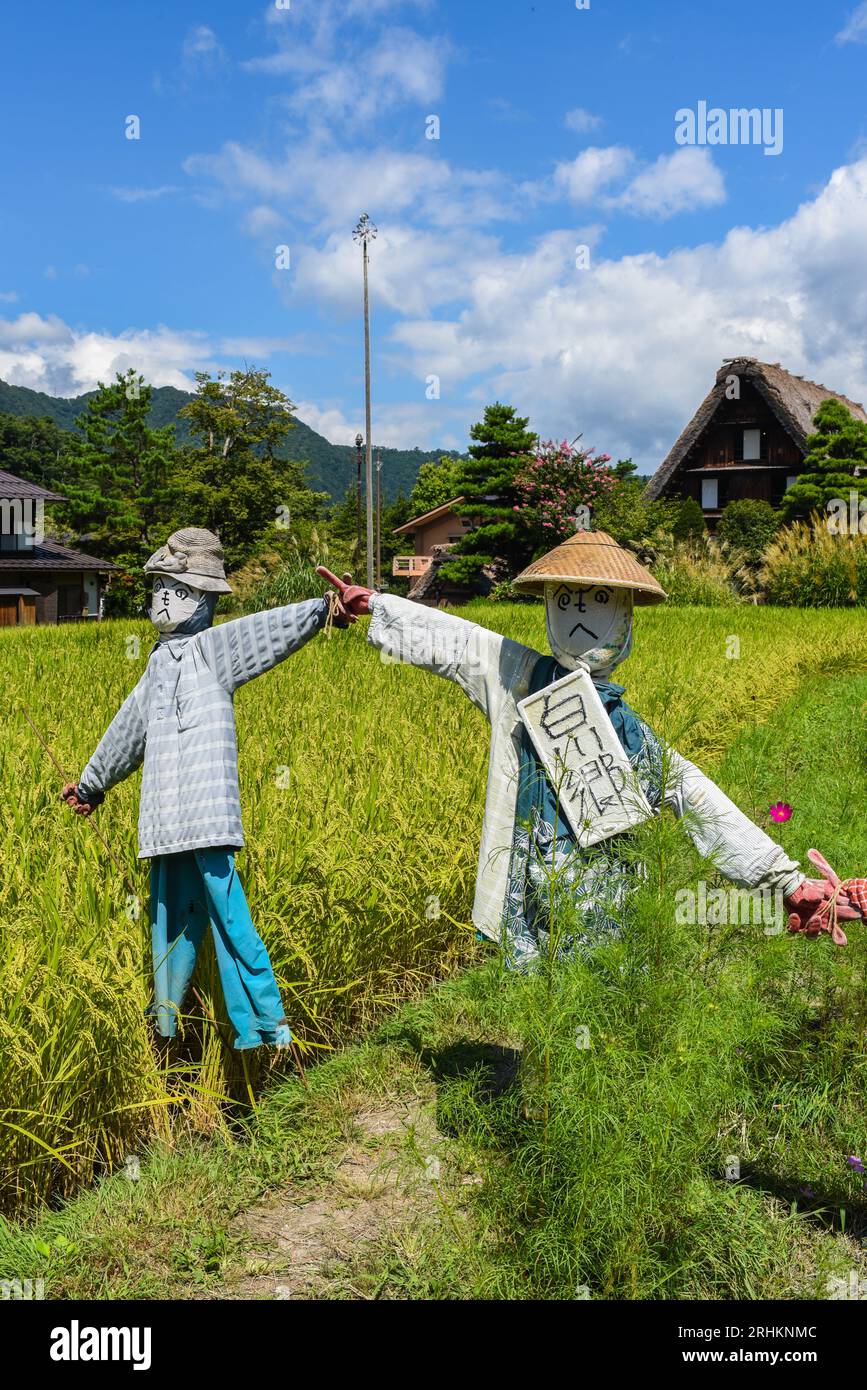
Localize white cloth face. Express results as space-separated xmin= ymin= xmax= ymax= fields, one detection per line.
xmin=544 ymin=581 xmax=634 ymax=675
xmin=149 ymin=576 xmax=205 ymax=632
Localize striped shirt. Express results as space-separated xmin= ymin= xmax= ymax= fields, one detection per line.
xmin=78 ymin=598 xmax=327 ymax=858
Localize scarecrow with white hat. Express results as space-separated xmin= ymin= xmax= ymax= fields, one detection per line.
xmin=61 ymin=527 xmax=336 ymax=1049
xmin=319 ymin=532 xmax=863 ymax=961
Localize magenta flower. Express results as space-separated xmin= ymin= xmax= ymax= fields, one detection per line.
xmin=769 ymin=802 xmax=792 ymax=823
xmin=847 ymin=1155 xmax=865 ymax=1174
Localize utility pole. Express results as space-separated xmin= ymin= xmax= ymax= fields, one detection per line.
xmin=375 ymin=447 xmax=382 ymax=586
xmin=354 ymin=432 xmax=363 ymax=566
xmin=353 ymin=213 xmax=377 ymax=587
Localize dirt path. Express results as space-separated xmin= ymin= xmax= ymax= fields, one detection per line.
xmin=211 ymin=1097 xmax=449 ymax=1300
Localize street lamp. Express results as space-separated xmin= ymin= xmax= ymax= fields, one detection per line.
xmin=353 ymin=212 xmax=377 ymax=588
xmin=354 ymin=431 xmax=363 ymax=565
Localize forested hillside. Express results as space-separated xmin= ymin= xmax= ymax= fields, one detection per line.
xmin=0 ymin=377 xmax=449 ymax=502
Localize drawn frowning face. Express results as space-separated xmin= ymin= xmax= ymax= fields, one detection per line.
xmin=149 ymin=576 xmax=204 ymax=633
xmin=544 ymin=581 xmax=633 ymax=673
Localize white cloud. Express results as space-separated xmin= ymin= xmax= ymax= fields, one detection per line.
xmin=293 ymin=221 xmax=502 ymax=317
xmin=0 ymin=290 xmax=18 ymax=303
xmin=564 ymin=107 xmax=604 ymax=134
xmin=241 ymin=205 xmax=285 ymax=237
xmin=182 ymin=24 xmax=228 ymax=75
xmin=614 ymin=147 xmax=726 ymax=219
xmin=836 ymin=2 xmax=867 ymax=43
xmin=110 ymin=185 xmax=179 ymax=203
xmin=0 ymin=318 xmax=214 ymax=396
xmin=185 ymin=140 xmax=512 ymax=233
xmin=294 ymin=396 xmax=465 ymax=449
xmin=387 ymin=156 xmax=867 ymax=468
xmin=546 ymin=146 xmax=725 ymax=219
xmin=0 ymin=313 xmax=72 ymax=347
xmin=552 ymin=146 xmax=635 ymax=202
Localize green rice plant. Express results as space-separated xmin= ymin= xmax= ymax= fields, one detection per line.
xmin=1 ymin=601 xmax=866 ymax=1217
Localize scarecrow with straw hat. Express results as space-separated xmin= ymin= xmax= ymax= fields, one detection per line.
xmin=318 ymin=531 xmax=865 ymax=962
xmin=61 ymin=527 xmax=341 ymax=1050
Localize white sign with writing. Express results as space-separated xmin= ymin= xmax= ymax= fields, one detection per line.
xmin=517 ymin=667 xmax=653 ymax=847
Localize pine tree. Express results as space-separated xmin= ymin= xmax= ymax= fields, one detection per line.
xmin=61 ymin=369 xmax=177 ymax=556
xmin=175 ymin=368 xmax=324 ymax=568
xmin=780 ymin=398 xmax=867 ymax=523
xmin=440 ymin=403 xmax=537 ymax=587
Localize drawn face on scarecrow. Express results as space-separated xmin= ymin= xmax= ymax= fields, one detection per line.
xmin=149 ymin=576 xmax=205 ymax=633
xmin=544 ymin=581 xmax=634 ymax=676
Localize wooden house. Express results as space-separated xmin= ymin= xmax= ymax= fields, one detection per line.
xmin=644 ymin=358 xmax=867 ymax=528
xmin=391 ymin=497 xmax=477 ymax=605
xmin=0 ymin=469 xmax=117 ymax=625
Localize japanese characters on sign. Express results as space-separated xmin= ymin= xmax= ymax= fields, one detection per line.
xmin=517 ymin=667 xmax=652 ymax=847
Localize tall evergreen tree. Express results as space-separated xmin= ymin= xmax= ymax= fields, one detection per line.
xmin=440 ymin=402 xmax=537 ymax=587
xmin=407 ymin=454 xmax=463 ymax=517
xmin=0 ymin=412 xmax=71 ymax=492
xmin=780 ymin=398 xmax=867 ymax=523
xmin=175 ymin=368 xmax=324 ymax=568
xmin=61 ymin=369 xmax=177 ymax=555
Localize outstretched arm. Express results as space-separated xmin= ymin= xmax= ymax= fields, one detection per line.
xmin=196 ymin=597 xmax=329 ymax=694
xmin=316 ymin=569 xmax=539 ymax=722
xmin=662 ymin=745 xmax=858 ymax=942
xmin=63 ymin=683 xmax=148 ymax=812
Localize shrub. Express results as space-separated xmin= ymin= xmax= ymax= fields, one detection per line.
xmin=717 ymin=499 xmax=779 ymax=563
xmin=648 ymin=539 xmax=738 ymax=606
xmin=761 ymin=518 xmax=867 ymax=606
xmin=671 ymin=497 xmax=707 ymax=542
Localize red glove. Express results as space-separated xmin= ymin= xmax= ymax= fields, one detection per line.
xmin=842 ymin=878 xmax=867 ymax=916
xmin=784 ymin=849 xmax=860 ymax=946
xmin=60 ymin=782 xmax=96 ymax=817
xmin=316 ymin=567 xmax=374 ymax=623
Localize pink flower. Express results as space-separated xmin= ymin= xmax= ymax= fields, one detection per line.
xmin=769 ymin=802 xmax=792 ymax=823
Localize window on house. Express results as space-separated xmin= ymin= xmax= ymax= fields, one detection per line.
xmin=785 ymin=475 xmax=798 ymax=491
xmin=743 ymin=428 xmax=762 ymax=460
xmin=701 ymin=478 xmax=719 ymax=510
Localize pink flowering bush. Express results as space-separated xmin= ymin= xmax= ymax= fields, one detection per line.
xmin=513 ymin=439 xmax=617 ymax=551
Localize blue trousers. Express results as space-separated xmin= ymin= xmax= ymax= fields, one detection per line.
xmin=148 ymin=848 xmax=292 ymax=1050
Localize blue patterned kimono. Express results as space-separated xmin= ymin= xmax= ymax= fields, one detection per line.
xmin=500 ymin=655 xmax=665 ymax=968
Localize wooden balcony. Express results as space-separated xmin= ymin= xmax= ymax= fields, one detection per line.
xmin=392 ymin=554 xmax=433 ymax=579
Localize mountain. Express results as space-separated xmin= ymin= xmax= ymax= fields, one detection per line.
xmin=0 ymin=378 xmax=456 ymax=503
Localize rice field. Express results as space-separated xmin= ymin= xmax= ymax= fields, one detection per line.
xmin=1 ymin=600 xmax=866 ymax=1217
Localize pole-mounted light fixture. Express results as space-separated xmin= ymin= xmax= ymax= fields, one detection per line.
xmin=353 ymin=213 xmax=377 ymax=588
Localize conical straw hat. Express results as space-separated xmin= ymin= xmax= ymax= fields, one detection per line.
xmin=512 ymin=529 xmax=667 ymax=604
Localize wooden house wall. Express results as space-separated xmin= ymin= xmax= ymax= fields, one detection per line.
xmin=0 ymin=572 xmax=84 ymax=624
xmin=669 ymin=382 xmax=804 ymax=516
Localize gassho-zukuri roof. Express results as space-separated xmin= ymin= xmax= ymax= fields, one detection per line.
xmin=644 ymin=358 xmax=867 ymax=501
xmin=0 ymin=538 xmax=118 ymax=571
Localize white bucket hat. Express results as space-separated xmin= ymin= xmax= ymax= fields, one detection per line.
xmin=144 ymin=527 xmax=232 ymax=594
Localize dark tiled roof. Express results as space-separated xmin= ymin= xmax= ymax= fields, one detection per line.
xmin=0 ymin=538 xmax=119 ymax=571
xmin=0 ymin=469 xmax=66 ymax=502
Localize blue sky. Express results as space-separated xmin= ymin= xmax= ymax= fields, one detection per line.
xmin=2 ymin=0 xmax=867 ymax=471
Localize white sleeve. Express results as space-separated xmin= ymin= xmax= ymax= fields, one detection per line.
xmin=664 ymin=746 xmax=804 ymax=895
xmin=367 ymin=593 xmax=537 ymax=721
